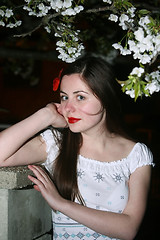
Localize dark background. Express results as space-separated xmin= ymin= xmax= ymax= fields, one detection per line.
xmin=0 ymin=0 xmax=160 ymax=238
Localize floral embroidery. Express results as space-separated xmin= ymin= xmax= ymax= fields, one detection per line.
xmin=113 ymin=173 xmax=123 ymax=183
xmin=77 ymin=169 xmax=85 ymax=178
xmin=93 ymin=173 xmax=104 ymax=183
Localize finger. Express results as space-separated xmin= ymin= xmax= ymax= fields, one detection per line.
xmin=28 ymin=174 xmax=45 ymax=191
xmin=34 ymin=185 xmax=41 ymax=192
xmin=27 ymin=174 xmax=41 ymax=192
xmin=28 ymin=174 xmax=40 ymax=185
xmin=54 ymin=103 xmax=63 ymax=114
xmin=28 ymin=165 xmax=50 ymax=183
xmin=54 ymin=103 xmax=60 ymax=108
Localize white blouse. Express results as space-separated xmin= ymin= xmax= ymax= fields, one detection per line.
xmin=41 ymin=129 xmax=154 ymax=240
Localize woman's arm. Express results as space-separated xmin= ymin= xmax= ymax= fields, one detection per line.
xmin=0 ymin=103 xmax=67 ymax=167
xmin=28 ymin=164 xmax=151 ymax=240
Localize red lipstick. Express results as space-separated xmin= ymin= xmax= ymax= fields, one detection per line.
xmin=68 ymin=117 xmax=81 ymax=124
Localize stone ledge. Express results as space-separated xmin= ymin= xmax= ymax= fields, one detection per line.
xmin=0 ymin=166 xmax=33 ymax=189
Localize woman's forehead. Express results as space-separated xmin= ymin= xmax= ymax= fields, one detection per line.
xmin=60 ymin=74 xmax=91 ymax=92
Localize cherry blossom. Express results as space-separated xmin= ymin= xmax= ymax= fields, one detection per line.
xmin=0 ymin=0 xmax=160 ymax=100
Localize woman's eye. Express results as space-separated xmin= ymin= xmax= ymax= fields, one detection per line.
xmin=77 ymin=95 xmax=85 ymax=101
xmin=60 ymin=95 xmax=68 ymax=101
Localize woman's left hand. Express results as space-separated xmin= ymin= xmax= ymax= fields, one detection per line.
xmin=28 ymin=165 xmax=63 ymax=211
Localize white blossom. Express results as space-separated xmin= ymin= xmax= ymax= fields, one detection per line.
xmin=56 ymin=40 xmax=66 ymax=47
xmin=6 ymin=23 xmax=15 ymax=28
xmin=68 ymin=47 xmax=76 ymax=54
xmin=0 ymin=21 xmax=5 ymax=26
xmin=103 ymin=0 xmax=112 ymax=4
xmin=133 ymin=52 xmax=142 ymax=60
xmin=119 ymin=14 xmax=130 ymax=30
xmin=15 ymin=20 xmax=22 ymax=27
xmin=143 ymin=35 xmax=154 ymax=51
xmin=63 ymin=0 xmax=72 ymax=8
xmin=112 ymin=43 xmax=122 ymax=50
xmin=0 ymin=9 xmax=5 ymax=17
xmin=24 ymin=0 xmax=32 ymax=3
xmin=139 ymin=16 xmax=150 ymax=28
xmin=130 ymin=67 xmax=144 ymax=77
xmin=146 ymin=70 xmax=160 ymax=82
xmin=55 ymin=0 xmax=63 ymax=9
xmin=126 ymin=89 xmax=135 ymax=98
xmin=62 ymin=8 xmax=76 ymax=16
xmin=120 ymin=48 xmax=131 ymax=55
xmin=139 ymin=54 xmax=151 ymax=64
xmin=153 ymin=34 xmax=160 ymax=45
xmin=127 ymin=7 xmax=136 ymax=18
xmin=5 ymin=9 xmax=13 ymax=18
xmin=151 ymin=71 xmax=160 ymax=81
xmin=57 ymin=42 xmax=84 ymax=63
xmin=44 ymin=26 xmax=51 ymax=33
xmin=128 ymin=40 xmax=138 ymax=53
xmin=38 ymin=3 xmax=50 ymax=15
xmin=145 ymin=81 xmax=160 ymax=94
xmin=23 ymin=6 xmax=32 ymax=11
xmin=54 ymin=32 xmax=61 ymax=37
xmin=62 ymin=5 xmax=83 ymax=16
xmin=153 ymin=35 xmax=160 ymax=52
xmin=74 ymin=6 xmax=84 ymax=14
xmin=134 ymin=27 xmax=144 ymax=42
xmin=108 ymin=14 xmax=118 ymax=22
xmin=1 ymin=0 xmax=160 ymax=99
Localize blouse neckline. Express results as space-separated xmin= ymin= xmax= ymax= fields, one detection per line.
xmin=78 ymin=142 xmax=140 ymax=165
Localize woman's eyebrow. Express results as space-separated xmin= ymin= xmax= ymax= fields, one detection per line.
xmin=60 ymin=91 xmax=67 ymax=94
xmin=73 ymin=90 xmax=89 ymax=94
xmin=60 ymin=90 xmax=89 ymax=95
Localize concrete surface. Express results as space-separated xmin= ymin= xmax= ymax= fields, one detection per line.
xmin=0 ymin=166 xmax=52 ymax=240
xmin=0 ymin=166 xmax=33 ymax=189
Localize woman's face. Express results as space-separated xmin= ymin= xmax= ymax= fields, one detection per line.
xmin=59 ymin=73 xmax=106 ymax=135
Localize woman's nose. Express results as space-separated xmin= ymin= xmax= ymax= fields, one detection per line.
xmin=64 ymin=100 xmax=75 ymax=112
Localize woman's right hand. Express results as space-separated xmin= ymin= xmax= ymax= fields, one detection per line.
xmin=45 ymin=103 xmax=68 ymax=128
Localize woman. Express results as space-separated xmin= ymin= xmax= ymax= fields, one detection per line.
xmin=0 ymin=55 xmax=154 ymax=240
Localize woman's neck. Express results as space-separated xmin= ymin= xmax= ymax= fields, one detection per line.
xmin=80 ymin=130 xmax=117 ymax=161
xmin=80 ymin=130 xmax=135 ymax=163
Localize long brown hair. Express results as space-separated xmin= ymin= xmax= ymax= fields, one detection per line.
xmin=53 ymin=55 xmax=126 ymax=204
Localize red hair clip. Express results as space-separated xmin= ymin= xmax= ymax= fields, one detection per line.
xmin=53 ymin=68 xmax=63 ymax=91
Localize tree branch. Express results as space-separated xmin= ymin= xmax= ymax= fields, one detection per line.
xmin=13 ymin=12 xmax=60 ymax=38
xmin=86 ymin=5 xmax=113 ymax=13
xmin=14 ymin=22 xmax=43 ymax=38
xmin=13 ymin=5 xmax=114 ymax=38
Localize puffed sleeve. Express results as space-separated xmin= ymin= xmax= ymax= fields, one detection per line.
xmin=129 ymin=143 xmax=155 ymax=174
xmin=41 ymin=129 xmax=60 ymax=173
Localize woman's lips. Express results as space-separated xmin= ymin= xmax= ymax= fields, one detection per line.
xmin=68 ymin=117 xmax=81 ymax=124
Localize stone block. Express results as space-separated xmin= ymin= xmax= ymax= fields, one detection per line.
xmin=0 ymin=166 xmax=33 ymax=189
xmin=0 ymin=166 xmax=52 ymax=240
xmin=0 ymin=189 xmax=8 ymax=240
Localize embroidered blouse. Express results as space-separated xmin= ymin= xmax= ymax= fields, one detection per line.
xmin=41 ymin=129 xmax=154 ymax=240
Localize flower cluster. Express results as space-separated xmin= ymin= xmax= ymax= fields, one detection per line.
xmin=109 ymin=6 xmax=160 ymax=99
xmin=22 ymin=0 xmax=84 ymax=62
xmin=0 ymin=7 xmax=22 ymax=28
xmin=145 ymin=68 xmax=160 ymax=95
xmin=23 ymin=0 xmax=84 ymax=17
xmin=55 ymin=23 xmax=84 ymax=63
xmin=1 ymin=0 xmax=160 ymax=100
xmin=121 ymin=67 xmax=146 ymax=99
xmin=103 ymin=0 xmax=112 ymax=4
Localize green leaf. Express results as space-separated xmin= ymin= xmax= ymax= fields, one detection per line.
xmin=138 ymin=9 xmax=150 ymax=15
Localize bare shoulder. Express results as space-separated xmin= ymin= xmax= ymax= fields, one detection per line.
xmin=113 ymin=136 xmax=136 ymax=160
